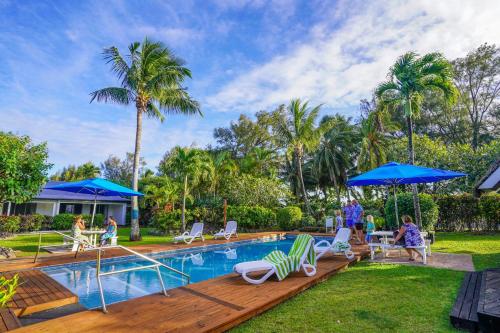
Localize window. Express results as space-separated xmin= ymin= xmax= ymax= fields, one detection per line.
xmin=59 ymin=203 xmax=83 ymax=214
xmin=11 ymin=203 xmax=37 ymax=215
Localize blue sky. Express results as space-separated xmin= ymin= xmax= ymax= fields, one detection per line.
xmin=1 ymin=0 xmax=499 ymax=172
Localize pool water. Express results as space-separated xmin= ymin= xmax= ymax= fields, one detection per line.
xmin=41 ymin=235 xmax=332 ymax=309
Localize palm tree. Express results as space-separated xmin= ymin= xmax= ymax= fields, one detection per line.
xmin=90 ymin=38 xmax=200 ymax=240
xmin=375 ymin=51 xmax=456 ymax=226
xmin=357 ymin=106 xmax=396 ymax=172
xmin=240 ymin=147 xmax=278 ymax=177
xmin=211 ymin=151 xmax=238 ymax=197
xmin=166 ymin=147 xmax=212 ymax=231
xmin=142 ymin=176 xmax=179 ymax=211
xmin=314 ymin=115 xmax=356 ymax=205
xmin=275 ymin=99 xmax=331 ymax=214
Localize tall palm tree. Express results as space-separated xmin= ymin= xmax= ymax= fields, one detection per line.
xmin=211 ymin=151 xmax=238 ymax=197
xmin=166 ymin=147 xmax=211 ymax=231
xmin=90 ymin=38 xmax=200 ymax=240
xmin=375 ymin=51 xmax=456 ymax=226
xmin=357 ymin=106 xmax=396 ymax=172
xmin=314 ymin=115 xmax=356 ymax=205
xmin=275 ymin=99 xmax=331 ymax=214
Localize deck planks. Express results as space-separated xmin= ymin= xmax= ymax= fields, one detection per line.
xmin=0 ymin=270 xmax=78 ymax=318
xmin=10 ymin=245 xmax=369 ymax=333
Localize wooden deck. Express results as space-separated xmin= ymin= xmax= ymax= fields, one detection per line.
xmin=0 ymin=270 xmax=78 ymax=318
xmin=0 ymin=309 xmax=21 ymax=333
xmin=10 ymin=245 xmax=368 ymax=333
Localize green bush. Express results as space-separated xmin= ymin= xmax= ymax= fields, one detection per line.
xmin=52 ymin=214 xmax=74 ymax=230
xmin=434 ymin=194 xmax=481 ymax=231
xmin=0 ymin=216 xmax=20 ymax=233
xmin=150 ymin=209 xmax=187 ymax=233
xmin=479 ymin=193 xmax=500 ymax=231
xmin=385 ymin=192 xmax=438 ymax=231
xmin=373 ymin=216 xmax=385 ymax=230
xmin=51 ymin=213 xmax=104 ymax=230
xmin=301 ymin=215 xmax=316 ymax=228
xmin=19 ymin=214 xmax=45 ymax=232
xmin=227 ymin=206 xmax=276 ymax=230
xmin=276 ymin=206 xmax=303 ymax=231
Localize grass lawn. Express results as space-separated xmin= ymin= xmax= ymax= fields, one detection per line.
xmin=433 ymin=232 xmax=500 ymax=270
xmin=1 ymin=227 xmax=203 ymax=257
xmin=233 ymin=262 xmax=464 ymax=333
xmin=234 ymin=232 xmax=500 ymax=332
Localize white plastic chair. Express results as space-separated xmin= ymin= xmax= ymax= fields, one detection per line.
xmin=174 ymin=222 xmax=205 ymax=244
xmin=314 ymin=228 xmax=355 ymax=260
xmin=325 ymin=217 xmax=334 ymax=233
xmin=214 ymin=221 xmax=238 ymax=240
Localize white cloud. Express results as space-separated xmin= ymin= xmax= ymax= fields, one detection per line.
xmin=207 ymin=0 xmax=500 ymax=113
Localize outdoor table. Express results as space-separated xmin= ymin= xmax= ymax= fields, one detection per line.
xmin=82 ymin=230 xmax=106 ymax=246
xmin=370 ymin=231 xmax=394 ymax=244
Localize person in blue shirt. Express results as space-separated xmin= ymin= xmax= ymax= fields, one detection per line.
xmin=351 ymin=199 xmax=365 ymax=244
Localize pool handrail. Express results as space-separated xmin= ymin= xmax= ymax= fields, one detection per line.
xmin=94 ymin=245 xmax=190 ymax=313
xmin=33 ymin=230 xmax=191 ymax=313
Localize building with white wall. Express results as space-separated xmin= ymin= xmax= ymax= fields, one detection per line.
xmin=0 ymin=181 xmax=130 ymax=225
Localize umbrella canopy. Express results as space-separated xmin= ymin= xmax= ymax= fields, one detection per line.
xmin=347 ymin=162 xmax=466 ymax=228
xmin=347 ymin=162 xmax=466 ymax=186
xmin=46 ymin=178 xmax=144 ymax=197
xmin=46 ymin=178 xmax=143 ymax=229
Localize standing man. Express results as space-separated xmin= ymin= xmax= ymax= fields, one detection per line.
xmin=343 ymin=201 xmax=354 ymax=238
xmin=351 ymin=199 xmax=365 ymax=245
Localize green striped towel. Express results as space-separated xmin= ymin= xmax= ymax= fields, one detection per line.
xmin=263 ymin=234 xmax=316 ymax=281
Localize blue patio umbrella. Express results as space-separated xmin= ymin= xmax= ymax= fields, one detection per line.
xmin=347 ymin=162 xmax=466 ymax=226
xmin=46 ymin=178 xmax=143 ymax=229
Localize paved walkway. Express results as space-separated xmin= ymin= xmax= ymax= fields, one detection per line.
xmin=369 ymin=250 xmax=474 ymax=271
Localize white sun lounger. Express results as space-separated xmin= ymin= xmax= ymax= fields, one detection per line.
xmin=214 ymin=220 xmax=238 ymax=240
xmin=314 ymin=228 xmax=355 ymax=260
xmin=174 ymin=222 xmax=205 ymax=244
xmin=233 ymin=235 xmax=316 ymax=285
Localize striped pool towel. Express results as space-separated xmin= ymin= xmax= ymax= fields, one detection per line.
xmin=263 ymin=234 xmax=316 ymax=281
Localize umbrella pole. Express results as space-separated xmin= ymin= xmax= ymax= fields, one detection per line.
xmin=393 ymin=185 xmax=399 ymax=229
xmin=91 ymin=193 xmax=97 ymax=230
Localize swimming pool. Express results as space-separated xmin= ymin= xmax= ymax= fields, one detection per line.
xmin=42 ymin=235 xmax=332 ymax=309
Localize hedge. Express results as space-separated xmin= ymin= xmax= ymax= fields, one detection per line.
xmin=0 ymin=216 xmax=21 ymax=234
xmin=434 ymin=194 xmax=480 ymax=231
xmin=276 ymin=206 xmax=302 ymax=231
xmin=385 ymin=192 xmax=438 ymax=231
xmin=433 ymin=193 xmax=499 ymax=231
xmin=227 ymin=205 xmax=276 ymax=231
xmin=18 ymin=214 xmax=45 ymax=232
xmin=52 ymin=213 xmax=105 ymax=230
xmin=479 ymin=193 xmax=500 ymax=231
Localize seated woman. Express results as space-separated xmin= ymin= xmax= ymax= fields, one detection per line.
xmin=100 ymin=216 xmax=117 ymax=246
xmin=393 ymin=215 xmax=424 ymax=261
xmin=72 ymin=215 xmax=90 ymax=248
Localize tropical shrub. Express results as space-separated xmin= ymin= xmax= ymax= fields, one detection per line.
xmin=479 ymin=193 xmax=500 ymax=231
xmin=18 ymin=214 xmax=45 ymax=232
xmin=385 ymin=192 xmax=438 ymax=231
xmin=52 ymin=214 xmax=75 ymax=230
xmin=276 ymin=207 xmax=303 ymax=230
xmin=150 ymin=209 xmax=187 ymax=233
xmin=301 ymin=215 xmax=317 ymax=228
xmin=0 ymin=274 xmax=19 ymax=308
xmin=0 ymin=216 xmax=20 ymax=234
xmin=220 ymin=174 xmax=291 ymax=208
xmin=227 ymin=205 xmax=276 ymax=230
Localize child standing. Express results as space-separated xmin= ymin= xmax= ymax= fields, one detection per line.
xmin=365 ymin=215 xmax=376 ymax=243
xmin=335 ymin=210 xmax=343 ymax=233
